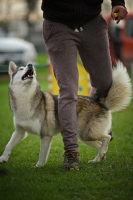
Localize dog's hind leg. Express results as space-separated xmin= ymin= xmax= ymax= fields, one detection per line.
xmin=84 ymin=141 xmax=102 ymax=150
xmin=0 ymin=128 xmax=26 ymax=163
xmin=88 ymin=135 xmax=111 ymax=163
xmin=36 ymin=136 xmax=52 ymax=167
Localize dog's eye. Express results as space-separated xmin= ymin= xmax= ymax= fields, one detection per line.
xmin=19 ymin=67 xmax=24 ymax=71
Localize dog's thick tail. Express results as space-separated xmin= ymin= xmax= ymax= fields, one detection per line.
xmin=99 ymin=62 xmax=132 ymax=112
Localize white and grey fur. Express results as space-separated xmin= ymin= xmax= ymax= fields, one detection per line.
xmin=0 ymin=61 xmax=132 ymax=167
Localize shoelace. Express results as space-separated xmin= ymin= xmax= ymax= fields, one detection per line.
xmin=64 ymin=152 xmax=79 ymax=162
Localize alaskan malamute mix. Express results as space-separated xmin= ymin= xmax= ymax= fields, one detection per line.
xmin=0 ymin=61 xmax=132 ymax=167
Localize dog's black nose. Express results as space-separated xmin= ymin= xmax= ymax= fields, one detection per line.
xmin=27 ymin=63 xmax=33 ymax=68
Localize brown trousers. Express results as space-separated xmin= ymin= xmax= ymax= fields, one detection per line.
xmin=42 ymin=14 xmax=112 ymax=153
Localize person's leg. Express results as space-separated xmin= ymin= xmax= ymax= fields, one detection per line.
xmin=50 ymin=48 xmax=79 ymax=153
xmin=78 ymin=15 xmax=112 ymax=98
xmin=42 ymin=20 xmax=79 ymax=153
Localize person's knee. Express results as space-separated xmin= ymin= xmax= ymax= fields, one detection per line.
xmin=59 ymin=88 xmax=78 ymax=101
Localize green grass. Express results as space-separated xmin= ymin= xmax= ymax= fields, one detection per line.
xmin=0 ymin=57 xmax=133 ymax=200
xmin=36 ymin=53 xmax=48 ymax=64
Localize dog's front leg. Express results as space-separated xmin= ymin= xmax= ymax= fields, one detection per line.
xmin=36 ymin=136 xmax=52 ymax=167
xmin=0 ymin=128 xmax=26 ymax=163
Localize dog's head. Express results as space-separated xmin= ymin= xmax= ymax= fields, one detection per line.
xmin=9 ymin=61 xmax=37 ymax=85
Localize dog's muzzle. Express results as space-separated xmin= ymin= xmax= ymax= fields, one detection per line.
xmin=22 ymin=63 xmax=34 ymax=81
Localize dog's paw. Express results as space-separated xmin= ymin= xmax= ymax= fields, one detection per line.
xmin=88 ymin=153 xmax=106 ymax=163
xmin=35 ymin=162 xmax=44 ymax=168
xmin=88 ymin=156 xmax=101 ymax=163
xmin=88 ymin=159 xmax=99 ymax=163
xmin=0 ymin=156 xmax=8 ymax=164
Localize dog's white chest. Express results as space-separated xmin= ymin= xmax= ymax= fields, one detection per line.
xmin=14 ymin=117 xmax=41 ymax=135
xmin=14 ymin=103 xmax=41 ymax=135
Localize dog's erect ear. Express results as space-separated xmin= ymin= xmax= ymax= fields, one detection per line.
xmin=8 ymin=61 xmax=17 ymax=75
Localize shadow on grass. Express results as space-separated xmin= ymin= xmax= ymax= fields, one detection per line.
xmin=0 ymin=168 xmax=8 ymax=176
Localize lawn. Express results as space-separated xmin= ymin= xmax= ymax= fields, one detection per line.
xmin=0 ymin=57 xmax=133 ymax=200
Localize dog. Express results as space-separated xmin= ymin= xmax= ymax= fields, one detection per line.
xmin=0 ymin=61 xmax=132 ymax=167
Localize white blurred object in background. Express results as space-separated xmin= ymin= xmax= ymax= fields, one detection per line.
xmin=0 ymin=37 xmax=37 ymax=65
